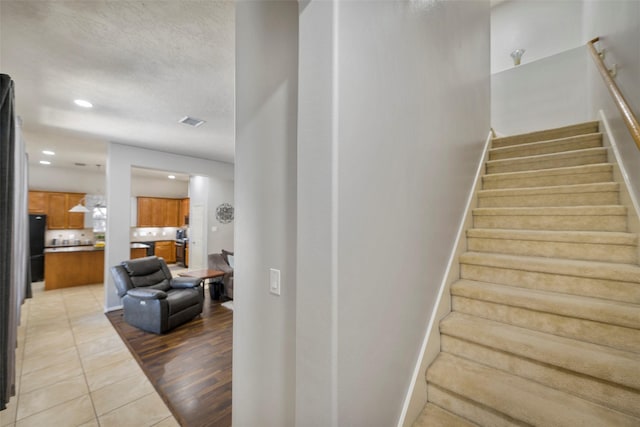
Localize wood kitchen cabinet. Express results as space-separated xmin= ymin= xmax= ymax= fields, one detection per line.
xmin=154 ymin=240 xmax=175 ymax=263
xmin=66 ymin=193 xmax=86 ymax=229
xmin=165 ymin=199 xmax=180 ymax=227
xmin=137 ymin=197 xmax=186 ymax=227
xmin=28 ymin=191 xmax=47 ymax=214
xmin=179 ymin=198 xmax=190 ymax=226
xmin=46 ymin=191 xmax=86 ymax=230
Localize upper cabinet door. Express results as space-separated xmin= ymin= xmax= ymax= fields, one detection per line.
xmin=47 ymin=193 xmax=67 ymax=229
xmin=165 ymin=199 xmax=180 ymax=227
xmin=66 ymin=193 xmax=86 ymax=229
xmin=28 ymin=191 xmax=47 ymax=214
xmin=137 ymin=197 xmax=154 ymax=227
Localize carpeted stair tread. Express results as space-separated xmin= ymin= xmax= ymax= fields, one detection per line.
xmin=486 ymin=147 xmax=607 ymax=174
xmin=478 ymin=182 xmax=618 ymax=198
xmin=414 ymin=403 xmax=479 ymax=427
xmin=460 ymin=251 xmax=640 ymax=284
xmin=427 ymin=352 xmax=640 ymax=426
xmin=441 ymin=336 xmax=640 ymax=419
xmin=451 ymin=279 xmax=640 ymax=329
xmin=448 ymin=298 xmax=640 ymax=355
xmin=467 ymin=228 xmax=636 ymax=245
xmin=473 ymin=205 xmax=627 ymax=232
xmin=489 ymin=133 xmax=602 ymax=161
xmin=491 ymin=121 xmax=600 ymax=148
xmin=482 ymin=163 xmax=614 ymax=190
xmin=477 ymin=182 xmax=619 ymax=207
xmin=426 ymin=385 xmax=523 ymax=427
xmin=473 ymin=205 xmax=627 ymax=216
xmin=466 ymin=228 xmax=637 ymax=263
xmin=439 ymin=313 xmax=640 ymax=390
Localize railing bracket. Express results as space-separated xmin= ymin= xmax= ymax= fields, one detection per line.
xmin=609 ymin=63 xmax=618 ymax=78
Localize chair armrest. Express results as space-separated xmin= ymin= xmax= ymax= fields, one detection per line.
xmin=171 ymin=277 xmax=202 ymax=289
xmin=126 ymin=288 xmax=168 ymax=300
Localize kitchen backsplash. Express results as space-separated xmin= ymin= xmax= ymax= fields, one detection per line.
xmin=45 ymin=229 xmax=95 ymax=246
xmin=130 ymin=227 xmax=186 ymax=242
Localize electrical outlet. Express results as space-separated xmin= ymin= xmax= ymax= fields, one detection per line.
xmin=269 ymin=268 xmax=281 ymax=296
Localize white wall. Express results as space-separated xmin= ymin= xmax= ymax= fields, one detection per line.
xmin=491 ymin=0 xmax=583 ymax=73
xmin=583 ymin=0 xmax=640 ymax=204
xmin=207 ymin=176 xmax=234 ymax=254
xmin=236 ymin=1 xmax=490 ymax=425
xmin=104 ymin=143 xmax=233 ymax=310
xmin=30 ymin=163 xmax=190 ymax=199
xmin=333 ymin=2 xmax=488 ymax=425
xmin=130 ymin=176 xmax=188 ymax=198
xmin=234 ymin=2 xmax=298 ymax=426
xmin=491 ymin=46 xmax=589 ymax=135
xmin=29 ymin=165 xmax=105 ymax=194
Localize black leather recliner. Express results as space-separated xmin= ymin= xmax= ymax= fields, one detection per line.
xmin=110 ymin=256 xmax=204 ymax=334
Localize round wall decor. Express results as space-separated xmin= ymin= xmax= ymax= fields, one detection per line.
xmin=215 ymin=203 xmax=234 ymax=224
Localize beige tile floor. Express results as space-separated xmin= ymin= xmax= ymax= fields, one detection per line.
xmin=0 ymin=282 xmax=180 ymax=427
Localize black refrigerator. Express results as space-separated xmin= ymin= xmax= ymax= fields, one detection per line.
xmin=29 ymin=214 xmax=46 ymax=282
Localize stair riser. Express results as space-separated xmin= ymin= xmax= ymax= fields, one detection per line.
xmin=473 ymin=214 xmax=627 ymax=232
xmin=427 ymin=384 xmax=522 ymax=427
xmin=428 ymin=352 xmax=640 ymax=426
xmin=492 ymin=122 xmax=600 ymax=148
xmin=414 ymin=404 xmax=479 ymax=427
xmin=440 ymin=320 xmax=640 ymax=390
xmin=478 ymin=191 xmax=618 ymax=208
xmin=451 ymin=296 xmax=640 ymax=352
xmin=483 ymin=170 xmax=614 ymax=190
xmin=459 ymin=264 xmax=640 ymax=304
xmin=489 ymin=136 xmax=602 ymax=161
xmin=487 ymin=152 xmax=607 ymax=174
xmin=467 ymin=236 xmax=637 ymax=264
xmin=440 ymin=336 xmax=640 ymax=419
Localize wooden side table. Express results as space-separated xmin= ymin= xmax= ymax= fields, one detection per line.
xmin=178 ymin=269 xmax=225 ymax=299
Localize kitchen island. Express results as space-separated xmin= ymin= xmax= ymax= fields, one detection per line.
xmin=44 ymin=243 xmax=151 ymax=290
xmin=44 ymin=246 xmax=105 ymax=290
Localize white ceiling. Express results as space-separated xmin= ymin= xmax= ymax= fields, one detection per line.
xmin=0 ymin=1 xmax=235 ymax=170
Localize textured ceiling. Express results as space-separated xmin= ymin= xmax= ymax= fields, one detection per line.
xmin=0 ymin=1 xmax=235 ymax=169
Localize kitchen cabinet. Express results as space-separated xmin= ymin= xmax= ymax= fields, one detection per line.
xmin=44 ymin=249 xmax=104 ymax=290
xmin=47 ymin=192 xmax=86 ymax=230
xmin=179 ymin=198 xmax=190 ymax=226
xmin=137 ymin=197 xmax=153 ymax=227
xmin=154 ymin=240 xmax=175 ymax=263
xmin=137 ymin=197 xmax=186 ymax=227
xmin=30 ymin=191 xmax=86 ymax=229
xmin=130 ymin=247 xmax=148 ymax=260
xmin=165 ymin=199 xmax=180 ymax=227
xmin=66 ymin=193 xmax=86 ymax=229
xmin=28 ymin=191 xmax=47 ymax=214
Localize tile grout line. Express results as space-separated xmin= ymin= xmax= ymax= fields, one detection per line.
xmin=61 ymin=287 xmax=101 ymax=427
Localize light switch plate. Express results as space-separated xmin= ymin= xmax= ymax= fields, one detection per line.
xmin=269 ymin=268 xmax=281 ymax=296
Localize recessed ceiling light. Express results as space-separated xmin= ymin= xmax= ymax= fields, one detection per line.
xmin=74 ymin=99 xmax=93 ymax=108
xmin=39 ymin=160 xmax=51 ymax=165
xmin=42 ymin=150 xmax=55 ymax=156
xmin=168 ymin=175 xmax=176 ymax=180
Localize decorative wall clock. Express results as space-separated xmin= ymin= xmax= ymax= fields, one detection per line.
xmin=215 ymin=203 xmax=234 ymax=224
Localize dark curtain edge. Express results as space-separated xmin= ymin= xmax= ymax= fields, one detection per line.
xmin=0 ymin=73 xmax=16 ymax=411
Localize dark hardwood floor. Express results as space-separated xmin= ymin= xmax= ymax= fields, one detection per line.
xmin=106 ymin=296 xmax=233 ymax=427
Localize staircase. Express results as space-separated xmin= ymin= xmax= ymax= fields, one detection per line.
xmin=414 ymin=122 xmax=640 ymax=426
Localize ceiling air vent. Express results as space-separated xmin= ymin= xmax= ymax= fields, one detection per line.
xmin=179 ymin=116 xmax=206 ymax=127
xmin=74 ymin=162 xmax=86 ymax=167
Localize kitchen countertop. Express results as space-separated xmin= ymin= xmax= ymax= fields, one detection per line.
xmin=45 ymin=246 xmax=104 ymax=253
xmin=45 ymin=243 xmax=150 ymax=254
xmin=130 ymin=243 xmax=151 ymax=249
